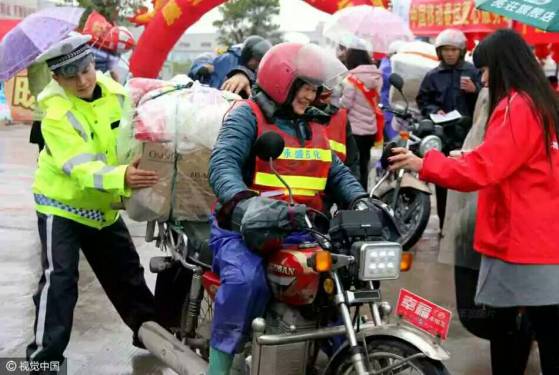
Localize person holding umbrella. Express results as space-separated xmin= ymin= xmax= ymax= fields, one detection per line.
xmin=0 ymin=7 xmax=85 ymax=152
xmin=27 ymin=33 xmax=159 ymax=366
xmin=389 ymin=29 xmax=559 ymax=374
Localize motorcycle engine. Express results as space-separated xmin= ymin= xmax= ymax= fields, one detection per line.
xmin=254 ymin=302 xmax=316 ymax=375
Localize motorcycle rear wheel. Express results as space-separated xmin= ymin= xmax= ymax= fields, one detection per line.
xmin=329 ymin=339 xmax=449 ymax=375
xmin=379 ymin=188 xmax=431 ymax=251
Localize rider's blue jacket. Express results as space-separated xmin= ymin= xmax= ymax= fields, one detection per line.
xmin=209 ymin=98 xmax=366 ymax=207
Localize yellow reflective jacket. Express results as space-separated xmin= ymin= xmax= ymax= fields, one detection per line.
xmin=33 ymin=72 xmax=131 ymax=229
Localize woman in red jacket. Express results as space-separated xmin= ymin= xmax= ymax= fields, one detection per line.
xmin=390 ymin=29 xmax=559 ymax=374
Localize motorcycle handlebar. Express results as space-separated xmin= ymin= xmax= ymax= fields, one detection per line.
xmin=380 ymin=104 xmax=411 ymax=120
xmin=305 ymin=214 xmax=332 ymax=251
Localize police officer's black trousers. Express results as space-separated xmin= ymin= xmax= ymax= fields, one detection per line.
xmin=26 ymin=214 xmax=156 ymax=362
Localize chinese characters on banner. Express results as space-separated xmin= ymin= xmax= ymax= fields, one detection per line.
xmin=4 ymin=69 xmax=34 ymax=123
xmin=304 ymin=0 xmax=389 ymax=14
xmin=488 ymin=0 xmax=556 ymax=29
xmin=396 ymin=288 xmax=452 ymax=339
xmin=409 ymin=0 xmax=508 ymax=36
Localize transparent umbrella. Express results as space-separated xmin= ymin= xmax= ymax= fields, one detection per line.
xmin=0 ymin=6 xmax=84 ymax=80
xmin=323 ymin=5 xmax=413 ymax=54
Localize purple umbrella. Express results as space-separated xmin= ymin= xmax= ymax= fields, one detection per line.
xmin=0 ymin=6 xmax=84 ymax=80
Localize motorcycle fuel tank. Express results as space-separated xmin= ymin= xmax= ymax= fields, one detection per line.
xmin=266 ymin=245 xmax=321 ymax=305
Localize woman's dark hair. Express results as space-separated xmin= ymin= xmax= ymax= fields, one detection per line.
xmin=473 ymin=29 xmax=559 ymax=157
xmin=345 ymin=48 xmax=373 ymax=70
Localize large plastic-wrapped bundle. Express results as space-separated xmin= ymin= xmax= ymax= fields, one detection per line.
xmin=118 ymin=77 xmax=240 ymax=222
xmin=116 ymin=77 xmax=177 ymax=165
xmin=172 ymin=84 xmax=238 ymax=221
xmin=389 ymin=41 xmax=439 ymax=113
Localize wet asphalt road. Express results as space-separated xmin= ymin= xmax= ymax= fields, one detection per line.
xmin=0 ymin=124 xmax=540 ymax=374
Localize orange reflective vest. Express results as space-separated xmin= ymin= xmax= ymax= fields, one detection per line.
xmin=346 ymin=74 xmax=384 ymax=146
xmin=246 ymin=100 xmax=332 ymax=211
xmin=326 ymin=108 xmax=348 ymax=162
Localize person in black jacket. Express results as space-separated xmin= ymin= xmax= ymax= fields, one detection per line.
xmin=416 ymin=28 xmax=481 ymax=233
xmin=417 ymin=29 xmax=481 ymax=119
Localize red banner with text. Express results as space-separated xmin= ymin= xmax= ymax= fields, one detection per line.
xmin=409 ymin=0 xmax=508 ymax=36
xmin=514 ymin=22 xmax=559 ymax=45
xmin=4 ymin=69 xmax=34 ymax=123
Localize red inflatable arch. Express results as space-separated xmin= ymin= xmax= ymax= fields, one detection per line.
xmin=129 ymin=0 xmax=385 ymax=78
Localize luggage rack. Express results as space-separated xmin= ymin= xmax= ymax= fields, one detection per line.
xmin=146 ymin=219 xmax=212 ymax=273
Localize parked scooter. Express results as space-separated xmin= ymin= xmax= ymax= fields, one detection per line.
xmin=372 ymin=73 xmax=444 ymax=250
xmin=139 ymin=131 xmax=451 ymax=375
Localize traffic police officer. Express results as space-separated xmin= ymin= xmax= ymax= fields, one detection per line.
xmin=27 ymin=34 xmax=159 ymax=365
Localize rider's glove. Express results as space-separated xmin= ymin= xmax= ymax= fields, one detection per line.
xmin=233 ymin=196 xmax=307 ymax=255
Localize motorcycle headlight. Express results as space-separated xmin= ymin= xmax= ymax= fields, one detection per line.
xmin=353 ymin=242 xmax=402 ymax=281
xmin=418 ymin=135 xmax=443 ymax=157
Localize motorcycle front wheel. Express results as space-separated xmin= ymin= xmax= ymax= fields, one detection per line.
xmin=379 ymin=188 xmax=431 ymax=251
xmin=327 ymin=339 xmax=449 ymax=375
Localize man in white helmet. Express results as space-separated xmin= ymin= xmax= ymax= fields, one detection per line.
xmin=417 ymin=29 xmax=481 ymax=119
xmin=416 ymin=29 xmax=481 ymax=233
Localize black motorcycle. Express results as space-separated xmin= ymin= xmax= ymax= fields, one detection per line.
xmin=371 ymin=74 xmax=445 ymax=250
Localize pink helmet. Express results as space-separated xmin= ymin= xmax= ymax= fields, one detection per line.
xmin=257 ymin=42 xmax=347 ymax=105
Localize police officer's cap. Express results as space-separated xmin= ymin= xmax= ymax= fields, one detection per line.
xmin=36 ymin=33 xmax=94 ymax=77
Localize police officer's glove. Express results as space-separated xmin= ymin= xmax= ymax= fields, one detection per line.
xmin=351 ymin=197 xmax=401 ymax=242
xmin=232 ymin=196 xmax=307 ymax=255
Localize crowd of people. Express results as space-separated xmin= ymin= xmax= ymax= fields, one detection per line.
xmin=22 ymin=19 xmax=559 ymax=375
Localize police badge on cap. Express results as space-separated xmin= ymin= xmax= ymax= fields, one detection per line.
xmin=36 ymin=33 xmax=94 ymax=77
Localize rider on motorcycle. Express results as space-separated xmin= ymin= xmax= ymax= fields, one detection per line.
xmin=207 ymin=43 xmax=369 ymax=374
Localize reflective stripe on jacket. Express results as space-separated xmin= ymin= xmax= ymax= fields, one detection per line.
xmin=33 ymin=72 xmax=130 ymax=229
xmin=326 ymin=108 xmax=348 ymax=162
xmin=247 ymin=100 xmax=332 ymax=211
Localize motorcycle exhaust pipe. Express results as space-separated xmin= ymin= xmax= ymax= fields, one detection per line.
xmin=138 ymin=321 xmax=208 ymax=375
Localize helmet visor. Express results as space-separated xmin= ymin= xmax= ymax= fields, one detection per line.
xmin=294 ymin=44 xmax=348 ymax=91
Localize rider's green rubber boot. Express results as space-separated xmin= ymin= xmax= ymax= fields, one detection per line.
xmin=208 ymin=347 xmax=233 ymax=375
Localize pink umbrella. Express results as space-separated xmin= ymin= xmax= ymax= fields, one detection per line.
xmin=323 ymin=5 xmax=413 ymax=54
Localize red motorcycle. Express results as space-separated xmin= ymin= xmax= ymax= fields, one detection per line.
xmin=139 ymin=132 xmax=451 ymax=375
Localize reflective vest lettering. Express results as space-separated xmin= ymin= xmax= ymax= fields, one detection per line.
xmin=246 ymin=100 xmax=332 ymax=211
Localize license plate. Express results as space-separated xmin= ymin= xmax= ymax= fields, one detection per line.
xmin=396 ymin=288 xmax=452 ymax=340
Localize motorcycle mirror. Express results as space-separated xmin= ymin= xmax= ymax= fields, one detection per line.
xmin=254 ymin=131 xmax=285 ymax=161
xmin=389 ymin=73 xmax=404 ymax=91
xmin=380 ymin=141 xmax=399 ymax=170
xmin=416 ymin=119 xmax=435 ymax=136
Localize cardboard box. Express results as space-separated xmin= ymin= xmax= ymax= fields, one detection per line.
xmin=124 ymin=142 xmax=175 ymax=222
xmin=172 ymin=148 xmax=216 ymax=222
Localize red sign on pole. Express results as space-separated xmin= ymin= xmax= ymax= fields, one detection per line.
xmin=396 ymin=288 xmax=452 ymax=340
